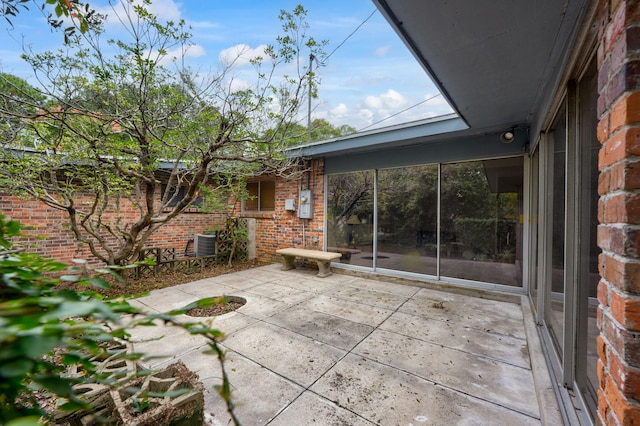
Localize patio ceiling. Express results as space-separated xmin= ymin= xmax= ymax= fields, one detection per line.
xmin=372 ymin=0 xmax=591 ymax=131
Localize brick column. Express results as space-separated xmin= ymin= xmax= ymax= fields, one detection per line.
xmin=597 ymin=0 xmax=640 ymax=424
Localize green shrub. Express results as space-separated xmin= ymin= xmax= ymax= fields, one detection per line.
xmin=0 ymin=214 xmax=238 ymax=425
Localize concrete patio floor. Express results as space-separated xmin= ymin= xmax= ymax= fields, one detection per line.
xmin=127 ymin=263 xmax=561 ymax=425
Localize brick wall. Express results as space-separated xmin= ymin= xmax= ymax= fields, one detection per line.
xmin=0 ymin=160 xmax=325 ymax=267
xmin=240 ymin=159 xmax=325 ymax=262
xmin=0 ymin=192 xmax=225 ymax=266
xmin=597 ymin=0 xmax=640 ymax=423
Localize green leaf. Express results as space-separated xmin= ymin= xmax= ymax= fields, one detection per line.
xmin=91 ymin=333 xmax=116 ymax=342
xmin=148 ymin=388 xmax=190 ymax=398
xmin=20 ymin=334 xmax=59 ymax=358
xmin=88 ymin=277 xmax=111 ymax=290
xmin=0 ymin=358 xmax=34 ymax=377
xmin=61 ymin=352 xmax=89 ymax=366
xmin=6 ymin=416 xmax=43 ymax=426
xmin=54 ymin=289 xmax=82 ymax=301
xmin=33 ymin=374 xmax=74 ymax=396
xmin=172 ymin=296 xmax=225 ymax=315
xmin=5 ymin=219 xmax=22 ymax=237
xmin=185 ymin=326 xmax=210 ymax=335
xmin=41 ymin=300 xmax=97 ymax=320
xmin=58 ymin=399 xmax=89 ymax=412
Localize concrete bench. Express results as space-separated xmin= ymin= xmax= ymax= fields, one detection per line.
xmin=276 ymin=248 xmax=342 ymax=278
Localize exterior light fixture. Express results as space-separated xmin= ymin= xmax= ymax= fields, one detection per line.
xmin=501 ymin=129 xmax=515 ymax=143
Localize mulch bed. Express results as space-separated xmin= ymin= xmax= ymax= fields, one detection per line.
xmin=185 ymin=300 xmax=246 ymax=317
xmin=55 ymin=259 xmax=266 ymax=299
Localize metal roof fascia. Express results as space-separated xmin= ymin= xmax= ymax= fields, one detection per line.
xmin=324 ymin=127 xmax=528 ymax=174
xmin=288 ymin=115 xmax=467 ymax=158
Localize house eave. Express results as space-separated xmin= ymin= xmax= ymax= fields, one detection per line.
xmin=288 ymin=114 xmax=529 ymax=161
xmin=372 ymin=0 xmax=591 ymax=135
xmin=287 ymin=114 xmax=467 ymax=158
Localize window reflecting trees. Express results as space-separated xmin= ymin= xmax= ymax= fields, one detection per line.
xmin=327 ymin=157 xmax=524 ymax=286
xmin=440 ymin=159 xmax=523 ymax=286
xmin=326 ymin=171 xmax=374 ymax=268
xmin=377 ymin=165 xmax=438 ymax=276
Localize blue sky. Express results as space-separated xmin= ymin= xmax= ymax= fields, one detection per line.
xmin=0 ymin=0 xmax=453 ymax=131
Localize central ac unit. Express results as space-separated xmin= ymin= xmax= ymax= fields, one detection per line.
xmin=194 ymin=233 xmax=216 ymax=257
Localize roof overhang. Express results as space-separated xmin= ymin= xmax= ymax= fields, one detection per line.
xmin=289 ymin=114 xmax=527 ymax=161
xmin=288 ymin=114 xmax=464 ymax=157
xmin=292 ymin=0 xmax=592 ymax=161
xmin=372 ymin=0 xmax=591 ymax=132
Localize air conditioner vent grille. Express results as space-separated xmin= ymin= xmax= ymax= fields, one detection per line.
xmin=194 ymin=233 xmax=216 ymax=257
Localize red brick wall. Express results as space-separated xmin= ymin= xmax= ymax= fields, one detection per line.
xmin=239 ymin=159 xmax=325 ymax=262
xmin=597 ymin=0 xmax=640 ymax=423
xmin=0 ymin=192 xmax=225 ymax=266
xmin=1 ymin=160 xmax=326 ymax=266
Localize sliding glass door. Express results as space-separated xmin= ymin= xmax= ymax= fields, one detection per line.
xmin=326 ymin=157 xmax=524 ymax=287
xmin=575 ymin=59 xmax=600 ymax=418
xmin=532 ymin=55 xmax=599 ymax=421
xmin=546 ymin=102 xmax=567 ymax=358
xmin=440 ymin=159 xmax=523 ymax=286
xmin=376 ymin=165 xmax=438 ymax=276
xmin=326 ymin=171 xmax=374 ymax=268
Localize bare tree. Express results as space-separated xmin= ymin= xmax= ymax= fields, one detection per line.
xmin=0 ymin=2 xmax=325 ymax=265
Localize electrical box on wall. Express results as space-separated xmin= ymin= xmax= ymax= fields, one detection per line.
xmin=284 ymin=199 xmax=296 ymax=211
xmin=298 ymin=190 xmax=313 ymax=219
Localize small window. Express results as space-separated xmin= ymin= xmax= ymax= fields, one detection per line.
xmin=161 ymin=184 xmax=203 ymax=208
xmin=244 ymin=181 xmax=275 ymax=211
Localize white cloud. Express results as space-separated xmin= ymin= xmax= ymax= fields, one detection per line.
xmin=330 ymin=103 xmax=349 ymax=116
xmin=364 ymin=95 xmax=383 ymax=109
xmin=219 ymin=44 xmax=267 ymax=68
xmin=374 ymin=45 xmax=391 ymax=57
xmin=227 ymin=77 xmax=252 ymax=93
xmin=357 ymin=109 xmax=374 ymax=122
xmin=313 ymin=87 xmax=455 ymax=132
xmin=185 ymin=44 xmax=206 ymax=58
xmin=381 ymin=89 xmax=408 ymax=108
xmin=363 ymin=89 xmax=408 ymax=111
xmin=333 ymin=89 xmax=445 ymax=130
xmin=157 ymin=44 xmax=206 ymax=65
xmin=95 ymin=0 xmax=182 ymax=26
xmin=143 ymin=0 xmax=183 ymax=21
